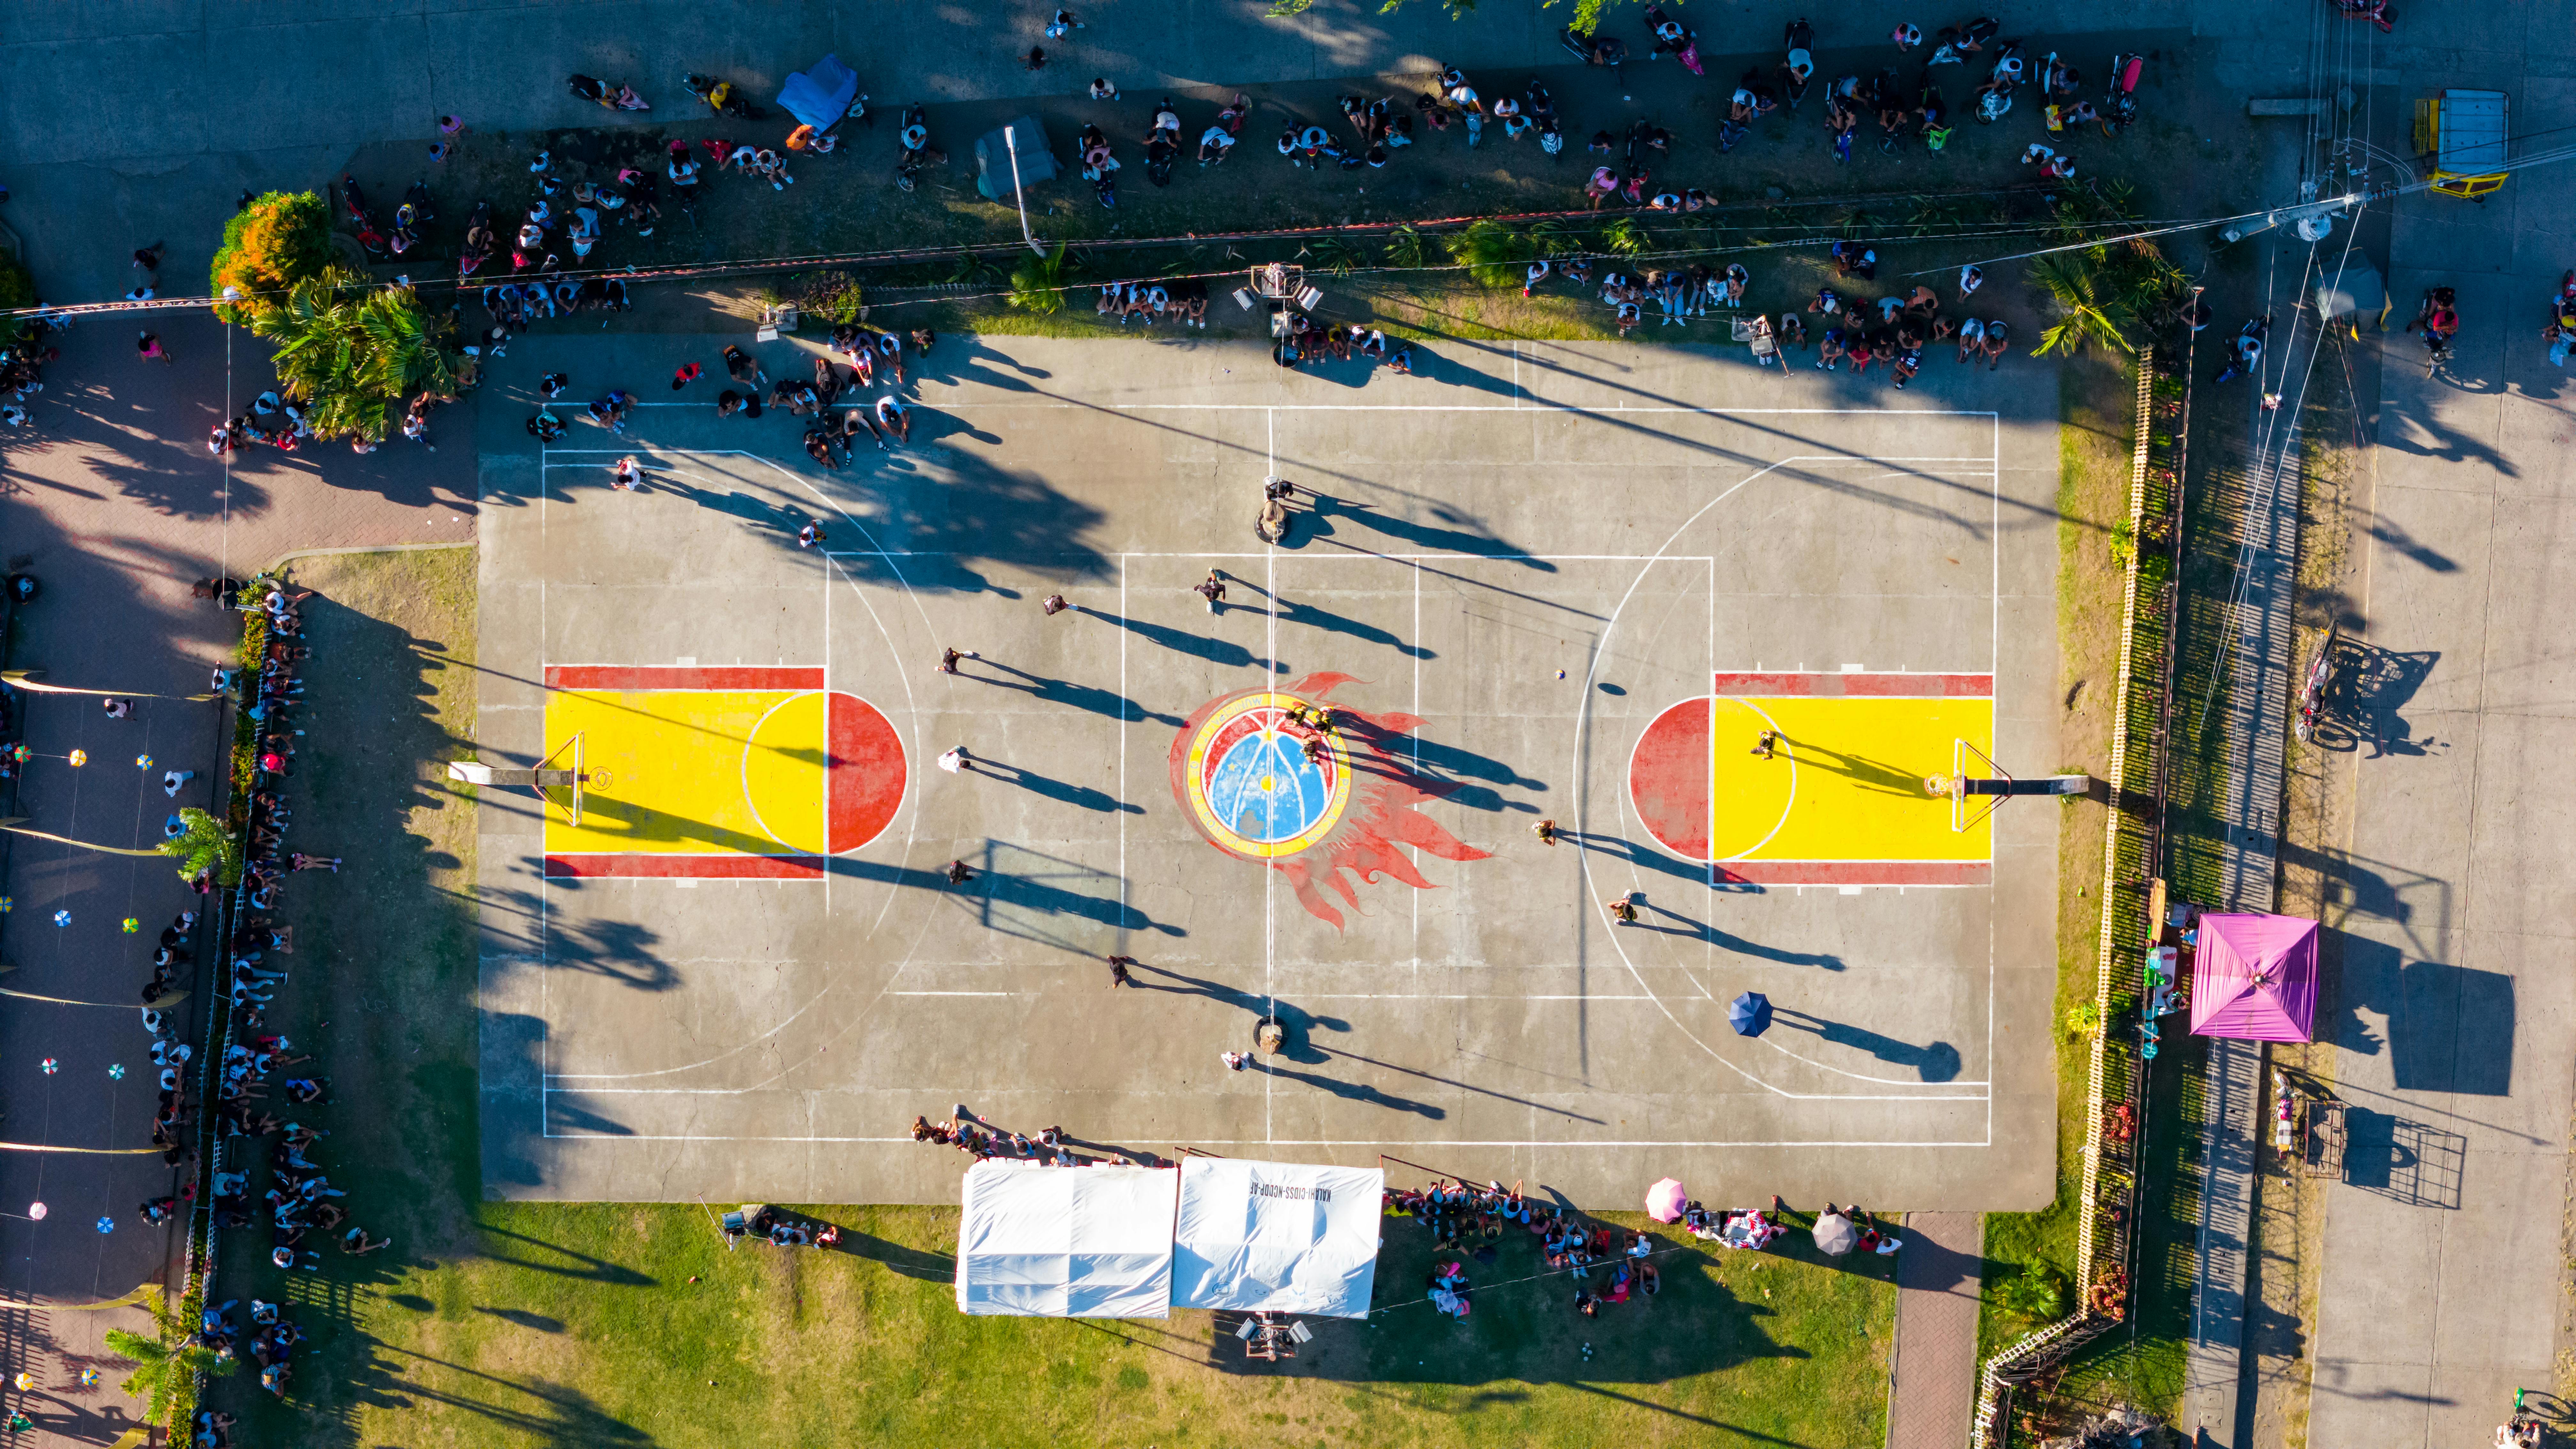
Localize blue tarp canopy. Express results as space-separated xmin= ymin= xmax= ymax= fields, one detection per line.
xmin=777 ymin=55 xmax=859 ymax=133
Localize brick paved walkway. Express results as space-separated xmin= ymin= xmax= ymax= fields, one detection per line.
xmin=1886 ymin=1212 xmax=1984 ymax=1449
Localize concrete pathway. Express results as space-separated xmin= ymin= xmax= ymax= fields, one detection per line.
xmin=2305 ymin=51 xmax=2576 ymax=1449
xmin=1886 ymin=1213 xmax=1984 ymax=1449
xmin=1 ymin=0 xmax=2320 ymax=303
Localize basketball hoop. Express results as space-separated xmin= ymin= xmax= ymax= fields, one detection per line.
xmin=445 ymin=732 xmax=586 ymax=827
xmin=1933 ymin=738 xmax=2090 ymax=832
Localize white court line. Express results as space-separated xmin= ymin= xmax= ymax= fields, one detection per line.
xmin=536 ymin=1133 xmax=1994 ymax=1147
xmin=593 ymin=402 xmax=2001 ymax=420
xmin=528 ymin=446 xmax=2004 ymax=1110
xmin=1571 ymin=454 xmax=1999 ymax=1108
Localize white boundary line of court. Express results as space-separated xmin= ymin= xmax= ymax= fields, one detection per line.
xmin=532 ymin=1135 xmax=1996 ymax=1148
xmin=520 ymin=408 xmax=2011 ymax=1145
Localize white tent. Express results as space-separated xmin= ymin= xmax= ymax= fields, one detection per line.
xmin=1170 ymin=1158 xmax=1385 ymax=1319
xmin=954 ymin=1162 xmax=1179 ymax=1318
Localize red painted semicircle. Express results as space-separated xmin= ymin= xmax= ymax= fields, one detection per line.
xmin=1629 ymin=696 xmax=1712 ymax=860
xmin=826 ymin=692 xmax=905 ymax=853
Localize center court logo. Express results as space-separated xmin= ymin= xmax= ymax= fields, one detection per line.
xmin=1169 ymin=672 xmax=1491 ymax=929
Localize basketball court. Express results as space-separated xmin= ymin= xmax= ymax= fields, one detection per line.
xmin=471 ymin=334 xmax=2065 ymax=1209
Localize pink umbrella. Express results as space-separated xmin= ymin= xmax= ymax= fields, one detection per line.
xmin=1644 ymin=1178 xmax=1688 ymax=1222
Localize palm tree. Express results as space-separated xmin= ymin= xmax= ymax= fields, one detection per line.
xmin=1382 ymin=225 xmax=1428 ymax=270
xmin=105 ymin=1303 xmax=237 ymax=1422
xmin=158 ymin=807 xmax=242 ymax=887
xmin=246 ymin=269 xmax=457 ymax=442
xmin=1008 ymin=242 xmax=1072 ymax=315
xmin=1445 ymin=220 xmax=1539 ymax=290
xmin=2029 ymin=253 xmax=2135 ymax=358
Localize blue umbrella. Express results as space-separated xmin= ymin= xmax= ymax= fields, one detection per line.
xmin=1729 ymin=992 xmax=1773 ymax=1038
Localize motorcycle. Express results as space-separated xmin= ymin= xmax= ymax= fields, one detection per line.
xmin=1559 ymin=25 xmax=1626 ymax=70
xmin=1643 ymin=5 xmax=1703 ymax=76
xmin=2416 ymin=286 xmax=2457 ymax=371
xmin=458 ymin=202 xmax=494 ymax=279
xmin=895 ymin=105 xmax=945 ymax=193
xmin=2330 ymin=0 xmax=2395 ymax=33
xmin=1779 ymin=18 xmax=1815 ymax=107
xmin=2102 ymin=52 xmax=2143 ymax=137
xmin=2213 ymin=315 xmax=2269 ymax=384
xmin=1079 ymin=123 xmax=1121 ymax=208
xmin=338 ymin=174 xmax=388 ymax=259
xmin=685 ymin=72 xmax=766 ymax=120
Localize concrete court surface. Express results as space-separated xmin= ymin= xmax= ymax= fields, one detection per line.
xmin=473 ymin=332 xmax=2065 ymax=1209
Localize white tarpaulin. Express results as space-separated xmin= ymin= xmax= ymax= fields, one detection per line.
xmin=954 ymin=1162 xmax=1178 ymax=1318
xmin=1171 ymin=1158 xmax=1384 ymax=1318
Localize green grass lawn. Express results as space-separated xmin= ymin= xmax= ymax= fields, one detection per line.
xmin=207 ymin=546 xmax=1896 ymax=1449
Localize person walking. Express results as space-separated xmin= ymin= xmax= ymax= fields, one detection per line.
xmin=1041 ymin=594 xmax=1069 ymax=615
xmin=944 ymin=859 xmax=975 ymax=884
xmin=937 ymin=647 xmax=979 ymax=675
xmin=937 ymin=746 xmax=973 ymax=774
xmin=1532 ymin=818 xmax=1559 ymax=845
xmin=796 ymin=522 xmax=823 ymax=549
xmin=137 ymin=331 xmax=173 ymax=364
xmin=1607 ymin=892 xmax=1639 ymax=924
xmin=1221 ymin=1051 xmax=1250 ymax=1072
xmin=162 ymin=770 xmax=195 ymax=797
xmin=1194 ymin=571 xmax=1227 ymax=615
xmin=671 ymin=362 xmax=702 ymax=390
xmin=609 ymin=456 xmax=645 ymax=491
xmin=1107 ymin=955 xmax=1136 ymax=987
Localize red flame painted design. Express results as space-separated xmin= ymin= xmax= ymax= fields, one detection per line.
xmin=1169 ymin=671 xmax=1491 ymax=929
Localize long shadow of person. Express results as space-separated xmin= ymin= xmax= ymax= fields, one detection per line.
xmin=969 ymin=756 xmax=1144 ymax=814
xmin=1773 ymin=1008 xmax=1961 ymax=1081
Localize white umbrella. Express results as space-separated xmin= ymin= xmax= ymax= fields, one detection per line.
xmin=1812 ymin=1210 xmax=1857 ymax=1256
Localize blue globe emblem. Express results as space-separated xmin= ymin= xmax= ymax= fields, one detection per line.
xmin=1208 ymin=725 xmax=1337 ymax=843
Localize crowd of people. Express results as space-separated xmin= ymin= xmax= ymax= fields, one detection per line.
xmin=151 ymin=578 xmax=387 ymax=1403
xmin=1384 ymin=1178 xmax=1666 ymax=1319
xmin=529 ymin=323 xmax=936 ymax=484
xmin=910 ymin=1112 xmax=1108 ymax=1166
xmin=0 ymin=317 xmax=59 ymax=433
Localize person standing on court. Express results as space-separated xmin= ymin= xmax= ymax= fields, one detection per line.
xmin=1107 ymin=955 xmax=1136 ymax=987
xmin=1194 ymin=571 xmax=1227 ymax=615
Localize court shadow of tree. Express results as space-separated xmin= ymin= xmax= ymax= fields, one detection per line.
xmin=1773 ymin=1008 xmax=1961 ymax=1082
xmin=825 ymin=427 xmax=1113 ymax=590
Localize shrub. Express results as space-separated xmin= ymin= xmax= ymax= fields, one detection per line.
xmin=1990 ymin=1262 xmax=2071 ymax=1322
xmin=0 ymin=254 xmax=33 ymax=313
xmin=1008 ymin=243 xmax=1072 ymax=315
xmin=210 ymin=191 xmax=333 ymax=323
